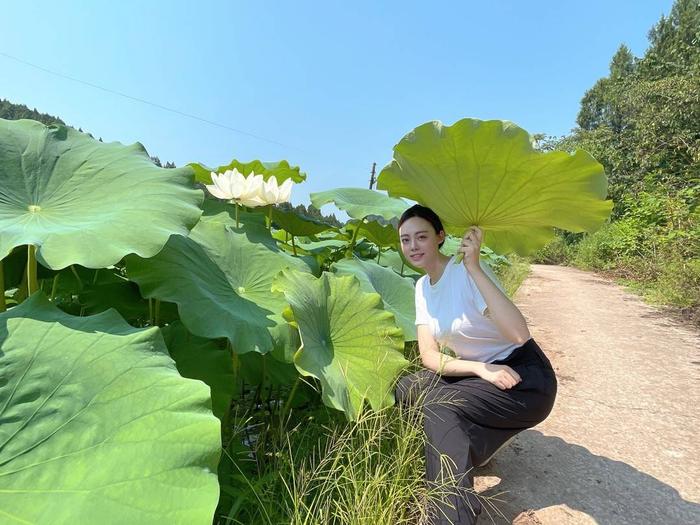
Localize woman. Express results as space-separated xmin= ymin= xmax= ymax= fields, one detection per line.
xmin=395 ymin=204 xmax=557 ymax=525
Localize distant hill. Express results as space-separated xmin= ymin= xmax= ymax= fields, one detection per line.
xmin=0 ymin=98 xmax=65 ymax=126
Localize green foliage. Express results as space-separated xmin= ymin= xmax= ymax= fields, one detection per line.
xmin=190 ymin=158 xmax=307 ymax=185
xmin=493 ymin=254 xmax=531 ymax=298
xmin=530 ymin=233 xmax=575 ymax=265
xmin=547 ymin=185 xmax=699 ymax=309
xmin=541 ymin=0 xmax=699 ymax=318
xmin=310 ymin=187 xmax=408 ymax=221
xmin=640 ymin=0 xmax=700 ymax=79
xmin=272 ymin=206 xmax=337 ymax=237
xmin=331 ymin=258 xmax=417 ymax=340
xmin=272 ymin=269 xmax=407 ymax=420
xmin=0 ymin=118 xmax=203 ymax=268
xmin=0 ymin=294 xmax=221 ymax=525
xmin=377 ymin=118 xmax=613 ymax=255
xmin=161 ymin=321 xmax=237 ymax=420
xmin=126 ymin=214 xmax=310 ymax=354
xmin=0 ymin=115 xmax=424 ymax=521
xmin=278 ymin=201 xmax=345 ymax=228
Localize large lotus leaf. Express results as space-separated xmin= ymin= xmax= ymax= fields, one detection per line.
xmin=0 ymin=119 xmax=203 ymax=269
xmin=190 ymin=159 xmax=306 ymax=185
xmin=377 ymin=118 xmax=613 ymax=254
xmin=297 ymin=239 xmax=349 ymax=253
xmin=161 ymin=321 xmax=235 ymax=420
xmin=295 ymin=238 xmax=348 ymax=255
xmin=271 ymin=207 xmax=336 ymax=237
xmin=310 ymin=188 xmax=408 ymax=221
xmin=331 ymin=258 xmax=416 ymax=341
xmin=127 ymin=217 xmax=309 ymax=354
xmin=344 ymin=219 xmax=399 ymax=248
xmin=79 ymin=279 xmax=179 ymax=324
xmin=272 ymin=269 xmax=407 ymax=420
xmin=0 ymin=293 xmax=220 ymax=525
xmin=376 ymin=248 xmax=423 ymax=279
xmin=201 ymin=198 xmax=268 ymax=228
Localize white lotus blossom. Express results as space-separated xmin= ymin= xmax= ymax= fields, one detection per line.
xmin=261 ymin=176 xmax=294 ymax=205
xmin=205 ymin=169 xmax=266 ymax=207
xmin=205 ymin=169 xmax=294 ymax=208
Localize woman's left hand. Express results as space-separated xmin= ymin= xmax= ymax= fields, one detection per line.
xmin=459 ymin=226 xmax=482 ymax=272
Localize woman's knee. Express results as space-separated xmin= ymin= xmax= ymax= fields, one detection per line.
xmin=394 ymin=369 xmax=440 ymax=407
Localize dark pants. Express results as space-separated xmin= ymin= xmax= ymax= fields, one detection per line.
xmin=395 ymin=338 xmax=557 ymax=525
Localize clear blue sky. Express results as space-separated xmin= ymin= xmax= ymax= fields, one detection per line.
xmin=1 ymin=1 xmax=673 ymax=210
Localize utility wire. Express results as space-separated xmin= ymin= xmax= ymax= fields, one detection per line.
xmin=0 ymin=51 xmax=297 ymax=151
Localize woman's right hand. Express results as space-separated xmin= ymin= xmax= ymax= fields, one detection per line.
xmin=479 ymin=364 xmax=521 ymax=390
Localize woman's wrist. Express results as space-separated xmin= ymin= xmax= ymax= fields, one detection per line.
xmin=464 ymin=261 xmax=484 ymax=276
xmin=438 ymin=355 xmax=487 ymax=377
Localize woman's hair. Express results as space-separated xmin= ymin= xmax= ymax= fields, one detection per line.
xmin=398 ymin=204 xmax=445 ymax=248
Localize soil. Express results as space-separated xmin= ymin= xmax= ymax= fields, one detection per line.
xmin=473 ymin=264 xmax=700 ymax=525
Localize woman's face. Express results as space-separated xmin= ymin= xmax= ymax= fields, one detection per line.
xmin=398 ymin=216 xmax=444 ymax=268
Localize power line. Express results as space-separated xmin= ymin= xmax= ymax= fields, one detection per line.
xmin=0 ymin=51 xmax=298 ymax=151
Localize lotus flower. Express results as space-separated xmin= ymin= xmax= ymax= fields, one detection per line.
xmin=261 ymin=176 xmax=294 ymax=205
xmin=205 ymin=168 xmax=266 ymax=208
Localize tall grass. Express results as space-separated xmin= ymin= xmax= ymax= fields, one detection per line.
xmin=217 ymin=372 xmax=508 ymax=524
xmin=281 ymin=401 xmax=429 ymax=525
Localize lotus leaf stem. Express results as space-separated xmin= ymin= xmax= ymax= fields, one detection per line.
xmin=154 ymin=299 xmax=161 ymax=326
xmin=49 ymin=273 xmax=60 ymax=302
xmin=0 ymin=259 xmax=5 ymax=312
xmin=282 ymin=376 xmax=301 ymax=419
xmin=27 ymin=245 xmax=38 ymax=297
xmin=347 ymin=221 xmax=362 ymax=257
xmin=70 ymin=265 xmax=84 ymax=290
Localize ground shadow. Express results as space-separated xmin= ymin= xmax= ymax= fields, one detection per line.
xmin=475 ymin=429 xmax=700 ymax=524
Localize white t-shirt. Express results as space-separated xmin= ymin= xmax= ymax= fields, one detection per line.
xmin=414 ymin=256 xmax=519 ymax=363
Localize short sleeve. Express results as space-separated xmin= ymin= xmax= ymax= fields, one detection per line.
xmin=471 ymin=261 xmax=506 ymax=315
xmin=414 ymin=278 xmax=431 ymax=326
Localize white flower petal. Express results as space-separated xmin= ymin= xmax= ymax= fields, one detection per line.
xmin=238 ymin=194 xmax=267 ymax=208
xmin=262 ymin=177 xmax=280 ymax=203
xmin=205 ymin=183 xmax=230 ymax=200
xmin=277 ymin=178 xmax=294 ymax=203
xmin=209 ymin=171 xmax=238 ymax=200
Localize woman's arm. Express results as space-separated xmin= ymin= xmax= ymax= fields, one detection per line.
xmin=417 ymin=325 xmax=521 ymax=389
xmin=458 ymin=227 xmax=530 ymax=345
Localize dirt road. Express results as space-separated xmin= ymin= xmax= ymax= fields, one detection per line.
xmin=474 ymin=264 xmax=700 ymax=525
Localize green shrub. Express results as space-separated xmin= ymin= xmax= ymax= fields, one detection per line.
xmin=494 ymin=254 xmax=530 ymax=297
xmin=530 ymin=235 xmax=574 ymax=265
xmin=573 ymin=218 xmax=644 ymax=269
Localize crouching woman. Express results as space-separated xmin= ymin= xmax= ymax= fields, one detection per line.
xmin=395 ymin=204 xmax=557 ymax=525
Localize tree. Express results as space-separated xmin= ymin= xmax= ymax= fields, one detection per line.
xmin=641 ymin=0 xmax=700 ymax=78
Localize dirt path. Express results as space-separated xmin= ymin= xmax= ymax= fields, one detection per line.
xmin=474 ymin=264 xmax=700 ymax=525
